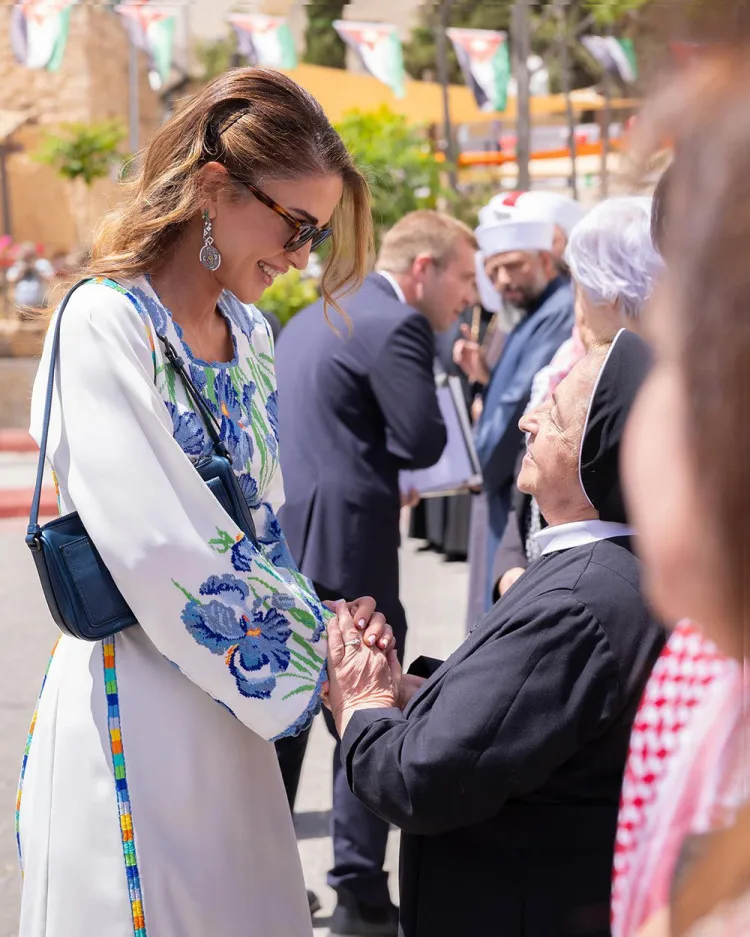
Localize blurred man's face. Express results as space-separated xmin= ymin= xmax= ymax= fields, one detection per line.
xmin=420 ymin=238 xmax=478 ymax=332
xmin=485 ymin=250 xmax=552 ymax=310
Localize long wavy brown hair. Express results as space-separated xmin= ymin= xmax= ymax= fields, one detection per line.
xmin=79 ymin=67 xmax=372 ymax=317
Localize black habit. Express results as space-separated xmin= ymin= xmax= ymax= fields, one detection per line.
xmin=342 ymin=538 xmax=664 ymax=936
xmin=341 ymin=331 xmax=665 ymax=937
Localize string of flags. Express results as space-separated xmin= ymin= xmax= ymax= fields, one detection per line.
xmin=447 ymin=28 xmax=511 ymax=112
xmin=332 ymin=21 xmax=406 ymax=100
xmin=581 ymin=35 xmax=639 ymax=84
xmin=5 ymin=4 xmax=641 ymax=106
xmin=10 ymin=0 xmax=79 ymax=72
xmin=115 ymin=1 xmax=176 ymax=90
xmin=227 ymin=13 xmax=297 ymax=71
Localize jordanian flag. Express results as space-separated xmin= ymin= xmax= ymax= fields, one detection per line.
xmin=116 ymin=1 xmax=176 ymax=91
xmin=581 ymin=35 xmax=638 ymax=83
xmin=11 ymin=0 xmax=79 ymax=71
xmin=447 ymin=27 xmax=511 ymax=112
xmin=228 ymin=13 xmax=297 ymax=70
xmin=333 ymin=21 xmax=405 ymax=99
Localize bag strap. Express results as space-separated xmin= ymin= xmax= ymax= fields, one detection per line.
xmin=27 ymin=278 xmax=91 ymax=550
xmin=26 ymin=279 xmax=234 ymax=551
xmin=156 ymin=334 xmax=231 ymax=461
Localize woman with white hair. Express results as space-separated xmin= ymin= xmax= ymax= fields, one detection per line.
xmin=494 ymin=196 xmax=664 ymax=599
xmin=567 ymin=196 xmax=663 ymax=345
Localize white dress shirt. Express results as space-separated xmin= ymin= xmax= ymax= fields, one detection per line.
xmin=534 ymin=519 xmax=635 ymax=556
xmin=378 ymin=270 xmax=407 ymax=305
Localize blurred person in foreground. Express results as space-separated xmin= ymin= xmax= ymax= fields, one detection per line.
xmin=275 ymin=210 xmax=477 ymax=936
xmin=324 ymin=331 xmax=665 ymax=937
xmin=617 ymin=48 xmax=750 ymax=937
xmin=611 ymin=171 xmax=735 ymax=937
xmin=465 ymin=210 xmax=576 ymax=623
xmin=495 ymin=196 xmax=663 ymax=600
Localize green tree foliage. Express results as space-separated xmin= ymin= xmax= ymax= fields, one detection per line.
xmin=303 ymin=0 xmax=346 ymax=69
xmin=585 ymin=0 xmax=651 ymax=26
xmin=35 ymin=120 xmax=126 ymax=186
xmin=193 ymin=33 xmax=238 ymax=80
xmin=335 ymin=107 xmax=444 ymax=245
xmin=258 ymin=268 xmax=320 ymax=326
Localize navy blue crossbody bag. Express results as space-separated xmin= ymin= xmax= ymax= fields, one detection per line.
xmin=26 ymin=278 xmax=259 ymax=641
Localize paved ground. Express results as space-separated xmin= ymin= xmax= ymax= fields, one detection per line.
xmin=0 ymin=517 xmax=468 ymax=937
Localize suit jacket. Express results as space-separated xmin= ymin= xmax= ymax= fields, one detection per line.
xmin=342 ymin=537 xmax=665 ymax=937
xmin=275 ymin=273 xmax=446 ymax=629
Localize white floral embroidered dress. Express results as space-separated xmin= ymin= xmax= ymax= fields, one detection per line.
xmin=17 ymin=276 xmax=328 ymax=937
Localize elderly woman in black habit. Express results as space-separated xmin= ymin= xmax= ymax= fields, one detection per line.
xmin=324 ymin=329 xmax=666 ymax=937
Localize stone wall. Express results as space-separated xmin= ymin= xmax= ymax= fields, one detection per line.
xmin=0 ymin=4 xmax=163 ymax=254
xmin=0 ymin=356 xmax=40 ymax=428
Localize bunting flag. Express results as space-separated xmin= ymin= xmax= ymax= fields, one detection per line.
xmin=227 ymin=13 xmax=297 ymax=70
xmin=447 ymin=28 xmax=511 ymax=112
xmin=332 ymin=21 xmax=405 ymax=99
xmin=581 ymin=35 xmax=638 ymax=83
xmin=116 ymin=0 xmax=176 ymax=91
xmin=10 ymin=0 xmax=79 ymax=71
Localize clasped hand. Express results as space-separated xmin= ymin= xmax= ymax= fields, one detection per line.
xmin=323 ymin=600 xmax=426 ymax=737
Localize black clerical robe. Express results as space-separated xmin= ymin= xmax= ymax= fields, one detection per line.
xmin=342 ymin=532 xmax=665 ymax=937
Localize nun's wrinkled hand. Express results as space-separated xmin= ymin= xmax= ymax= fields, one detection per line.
xmin=385 ymin=653 xmax=426 ymax=711
xmin=323 ymin=596 xmax=396 ymax=655
xmin=326 ymin=601 xmax=398 ymax=737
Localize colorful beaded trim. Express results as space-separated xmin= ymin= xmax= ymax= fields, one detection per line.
xmin=103 ymin=636 xmax=147 ymax=937
xmin=16 ymin=639 xmax=59 ymax=876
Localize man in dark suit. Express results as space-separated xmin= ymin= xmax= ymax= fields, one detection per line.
xmin=275 ymin=210 xmax=478 ymax=936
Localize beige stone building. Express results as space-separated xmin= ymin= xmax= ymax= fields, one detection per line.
xmin=0 ymin=3 xmax=162 ymax=254
xmin=0 ymin=0 xmax=425 ymax=255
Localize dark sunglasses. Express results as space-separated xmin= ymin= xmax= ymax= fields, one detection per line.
xmin=245 ymin=182 xmax=333 ymax=253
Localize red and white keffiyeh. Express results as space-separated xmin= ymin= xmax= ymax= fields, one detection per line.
xmin=612 ymin=620 xmax=738 ymax=937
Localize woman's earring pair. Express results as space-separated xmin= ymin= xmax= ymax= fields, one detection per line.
xmin=199 ymin=210 xmax=221 ymax=271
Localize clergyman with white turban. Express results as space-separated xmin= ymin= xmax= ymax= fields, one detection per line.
xmin=467 ymin=205 xmax=576 ymax=620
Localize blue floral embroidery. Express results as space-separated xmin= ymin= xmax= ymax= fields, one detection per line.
xmin=129 ymin=284 xmax=168 ymax=336
xmin=239 ymin=473 xmax=260 ymax=509
xmin=271 ymin=662 xmax=328 ymax=741
xmin=189 ymin=363 xmax=207 ymax=392
xmin=257 ymin=502 xmax=296 ymax=568
xmin=266 ymin=390 xmax=279 ymax=442
xmin=224 ymin=296 xmax=257 ymax=341
xmin=165 ymin=403 xmax=208 ymax=457
xmin=210 ymin=370 xmax=254 ymax=471
xmin=181 ymin=574 xmax=292 ymax=699
xmin=230 ymin=536 xmax=255 ymax=572
xmin=213 ymin=370 xmax=241 ymax=422
xmin=242 ymin=382 xmax=257 ymax=418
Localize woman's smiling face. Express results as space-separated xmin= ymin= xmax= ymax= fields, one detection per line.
xmin=206 ymin=172 xmax=344 ymax=305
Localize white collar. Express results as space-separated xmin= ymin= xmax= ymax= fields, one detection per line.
xmin=534 ymin=519 xmax=635 ymax=556
xmin=378 ymin=271 xmax=407 ymax=305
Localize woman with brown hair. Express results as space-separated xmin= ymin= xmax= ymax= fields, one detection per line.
xmin=620 ymin=45 xmax=750 ymax=937
xmin=15 ymin=68 xmax=388 ymax=937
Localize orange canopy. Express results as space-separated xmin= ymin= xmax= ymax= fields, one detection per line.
xmin=280 ymin=63 xmax=637 ymax=126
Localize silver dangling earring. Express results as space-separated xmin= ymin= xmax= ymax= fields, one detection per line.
xmin=199 ymin=210 xmax=221 ymax=271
